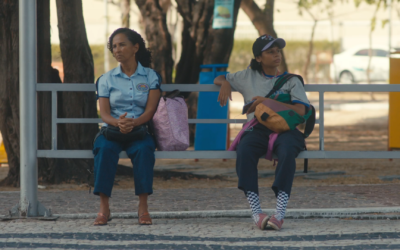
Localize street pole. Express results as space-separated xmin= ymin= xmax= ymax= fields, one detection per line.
xmin=19 ymin=0 xmax=38 ymax=217
xmin=104 ymin=0 xmax=110 ymax=72
xmin=14 ymin=0 xmax=52 ymax=219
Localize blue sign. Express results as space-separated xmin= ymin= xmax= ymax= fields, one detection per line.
xmin=212 ymin=0 xmax=234 ymax=29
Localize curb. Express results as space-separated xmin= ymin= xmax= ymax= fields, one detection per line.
xmin=54 ymin=207 xmax=400 ymax=220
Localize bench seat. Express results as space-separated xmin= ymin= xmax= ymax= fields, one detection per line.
xmin=37 ymin=150 xmax=400 ymax=159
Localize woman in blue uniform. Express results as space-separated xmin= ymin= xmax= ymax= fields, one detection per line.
xmin=93 ymin=28 xmax=161 ymax=226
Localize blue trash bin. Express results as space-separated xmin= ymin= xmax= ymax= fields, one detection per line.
xmin=194 ymin=64 xmax=229 ymax=151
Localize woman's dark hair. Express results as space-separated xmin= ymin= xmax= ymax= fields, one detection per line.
xmin=249 ymin=43 xmax=280 ymax=73
xmin=108 ymin=28 xmax=152 ymax=68
xmin=249 ymin=58 xmax=263 ymax=73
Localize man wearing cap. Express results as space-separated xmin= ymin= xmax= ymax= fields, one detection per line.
xmin=214 ymin=34 xmax=310 ymax=231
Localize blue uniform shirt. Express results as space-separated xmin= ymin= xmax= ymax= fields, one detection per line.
xmin=97 ymin=62 xmax=160 ymax=126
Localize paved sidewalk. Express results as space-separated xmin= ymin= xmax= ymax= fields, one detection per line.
xmin=2 ymin=184 xmax=400 ymax=215
xmin=1 ymin=218 xmax=400 ymax=249
xmin=2 ymin=184 xmax=400 ymax=249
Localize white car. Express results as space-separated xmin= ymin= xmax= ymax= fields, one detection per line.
xmin=330 ymin=45 xmax=389 ymax=84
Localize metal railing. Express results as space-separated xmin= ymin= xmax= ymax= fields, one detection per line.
xmin=36 ymin=83 xmax=400 ymax=160
xmin=15 ymin=0 xmax=400 ymax=218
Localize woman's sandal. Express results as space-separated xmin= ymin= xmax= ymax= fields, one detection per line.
xmin=138 ymin=212 xmax=152 ymax=225
xmin=93 ymin=210 xmax=112 ymax=226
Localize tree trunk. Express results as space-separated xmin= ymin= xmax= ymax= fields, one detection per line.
xmin=175 ymin=0 xmax=241 ymax=143
xmin=159 ymin=0 xmax=171 ymax=12
xmin=55 ymin=0 xmax=98 ymax=184
xmin=174 ymin=0 xmax=205 ymax=143
xmin=37 ymin=0 xmax=63 ymax=183
xmin=203 ymin=0 xmax=241 ymax=65
xmin=135 ymin=0 xmax=174 ymax=84
xmin=175 ymin=0 xmax=212 ymax=86
xmin=240 ymin=0 xmax=288 ymax=72
xmin=121 ymin=0 xmax=131 ymax=28
xmin=302 ymin=19 xmax=317 ymax=84
xmin=0 ymin=0 xmax=20 ymax=186
xmin=176 ymin=0 xmax=242 ymax=83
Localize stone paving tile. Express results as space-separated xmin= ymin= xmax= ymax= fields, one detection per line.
xmin=2 ymin=184 xmax=400 ymax=215
xmin=0 ymin=218 xmax=400 ymax=249
xmin=316 ymin=184 xmax=400 ymax=207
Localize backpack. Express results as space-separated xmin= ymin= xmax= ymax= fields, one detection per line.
xmin=255 ymin=74 xmax=315 ymax=139
xmin=255 ymin=74 xmax=316 ymax=173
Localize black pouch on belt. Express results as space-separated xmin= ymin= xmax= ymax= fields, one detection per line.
xmin=101 ymin=125 xmax=147 ymax=143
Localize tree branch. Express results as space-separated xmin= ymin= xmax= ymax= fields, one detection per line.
xmin=175 ymin=0 xmax=194 ymax=24
xmin=240 ymin=0 xmax=288 ymax=71
xmin=240 ymin=0 xmax=269 ymax=35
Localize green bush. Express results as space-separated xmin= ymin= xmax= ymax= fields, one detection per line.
xmin=52 ymin=40 xmax=340 ymax=84
xmin=51 ymin=44 xmax=118 ymax=81
xmin=227 ymin=40 xmax=340 ymax=83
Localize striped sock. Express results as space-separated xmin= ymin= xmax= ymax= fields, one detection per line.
xmin=275 ymin=190 xmax=289 ymax=221
xmin=246 ymin=191 xmax=263 ymax=223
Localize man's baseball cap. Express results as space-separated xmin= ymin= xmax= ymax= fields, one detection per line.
xmin=252 ymin=34 xmax=286 ymax=57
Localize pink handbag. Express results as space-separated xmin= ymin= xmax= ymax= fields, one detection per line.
xmin=151 ymin=91 xmax=189 ymax=151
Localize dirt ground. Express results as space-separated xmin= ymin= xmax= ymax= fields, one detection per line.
xmin=1 ymin=92 xmax=399 ymax=191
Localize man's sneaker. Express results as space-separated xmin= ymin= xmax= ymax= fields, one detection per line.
xmin=254 ymin=213 xmax=269 ymax=230
xmin=267 ymin=215 xmax=284 ymax=230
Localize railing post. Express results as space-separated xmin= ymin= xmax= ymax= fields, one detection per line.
xmin=52 ymin=91 xmax=58 ymax=150
xmin=12 ymin=0 xmax=52 ymax=218
xmin=319 ymin=91 xmax=325 ymax=151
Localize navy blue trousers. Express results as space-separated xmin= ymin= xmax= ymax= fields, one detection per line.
xmin=236 ymin=123 xmax=305 ymax=197
xmin=92 ymin=133 xmax=156 ymax=197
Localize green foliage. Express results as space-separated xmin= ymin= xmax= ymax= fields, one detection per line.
xmin=371 ymin=16 xmax=377 ymax=31
xmin=53 ymin=40 xmax=339 ymax=84
xmin=298 ymin=0 xmax=324 ymax=9
xmin=354 ymin=0 xmax=383 ymax=32
xmin=227 ymin=40 xmax=253 ymax=74
xmin=297 ymin=0 xmax=335 ymax=17
xmin=51 ymin=44 xmax=62 ymax=61
xmin=228 ymin=39 xmax=340 ymax=82
xmin=353 ymin=0 xmax=400 ymax=31
xmin=354 ymin=0 xmax=400 ymax=13
xmin=51 ymin=44 xmax=118 ymax=81
xmin=354 ymin=0 xmax=378 ymax=7
xmin=90 ymin=45 xmax=119 ymax=80
xmin=382 ymin=19 xmax=389 ymax=28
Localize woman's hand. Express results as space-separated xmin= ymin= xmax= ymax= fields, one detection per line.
xmin=118 ymin=112 xmax=136 ymax=134
xmin=246 ymin=96 xmax=267 ymax=114
xmin=217 ymin=81 xmax=232 ymax=107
